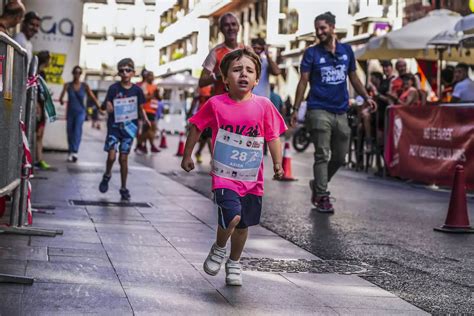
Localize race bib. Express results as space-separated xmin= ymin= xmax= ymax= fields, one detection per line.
xmin=212 ymin=128 xmax=264 ymax=182
xmin=114 ymin=96 xmax=138 ymax=123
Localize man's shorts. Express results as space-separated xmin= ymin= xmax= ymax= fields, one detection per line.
xmin=142 ymin=112 xmax=157 ymax=134
xmin=104 ymin=127 xmax=134 ymax=154
xmin=214 ymin=189 xmax=262 ymax=229
xmin=200 ymin=127 xmax=212 ymax=140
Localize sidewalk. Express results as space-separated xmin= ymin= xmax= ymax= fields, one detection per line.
xmin=0 ymin=130 xmax=428 ymax=315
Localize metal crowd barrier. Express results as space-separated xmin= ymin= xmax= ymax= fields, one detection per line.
xmin=0 ymin=33 xmax=61 ymax=285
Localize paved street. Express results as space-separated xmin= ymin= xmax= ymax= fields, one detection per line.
xmin=132 ymin=129 xmax=474 ymax=314
xmin=0 ymin=126 xmax=429 ymax=315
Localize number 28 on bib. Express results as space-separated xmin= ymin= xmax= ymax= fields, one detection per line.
xmin=212 ymin=128 xmax=264 ymax=182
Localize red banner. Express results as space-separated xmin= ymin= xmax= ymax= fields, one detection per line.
xmin=385 ymin=105 xmax=474 ymax=189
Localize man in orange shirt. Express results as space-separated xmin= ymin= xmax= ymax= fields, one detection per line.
xmin=199 ymin=12 xmax=245 ymax=95
xmin=136 ymin=70 xmax=160 ymax=154
xmin=195 ymin=12 xmax=244 ymax=163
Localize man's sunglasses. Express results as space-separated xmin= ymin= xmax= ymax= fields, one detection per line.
xmin=118 ymin=68 xmax=134 ymax=74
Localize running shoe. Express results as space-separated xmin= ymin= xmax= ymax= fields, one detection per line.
xmin=225 ymin=259 xmax=242 ymax=286
xmin=99 ymin=174 xmax=111 ymax=193
xmin=150 ymin=145 xmax=160 ymax=153
xmin=37 ymin=160 xmax=50 ymax=170
xmin=195 ymin=153 xmax=203 ymax=164
xmin=119 ymin=188 xmax=131 ymax=201
xmin=72 ymin=154 xmax=78 ymax=163
xmin=315 ymin=195 xmax=335 ymax=213
xmin=67 ymin=154 xmax=74 ymax=163
xmin=203 ymin=243 xmax=226 ymax=276
xmin=135 ymin=145 xmax=147 ymax=155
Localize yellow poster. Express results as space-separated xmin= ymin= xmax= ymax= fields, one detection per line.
xmin=44 ymin=52 xmax=67 ymax=85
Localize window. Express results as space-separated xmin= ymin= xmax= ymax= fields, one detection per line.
xmin=85 ymin=42 xmax=102 ymax=69
xmin=143 ymin=0 xmax=155 ymax=5
xmin=116 ymin=0 xmax=134 ymax=4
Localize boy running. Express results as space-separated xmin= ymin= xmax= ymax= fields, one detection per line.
xmin=99 ymin=58 xmax=150 ymax=200
xmin=181 ymin=49 xmax=287 ymax=286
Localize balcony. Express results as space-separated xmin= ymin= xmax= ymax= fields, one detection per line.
xmin=112 ymin=26 xmax=135 ymax=39
xmin=84 ymin=25 xmax=107 ymax=40
xmin=139 ymin=26 xmax=155 ymax=41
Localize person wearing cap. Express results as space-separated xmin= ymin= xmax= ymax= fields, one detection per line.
xmin=14 ymin=11 xmax=40 ymax=68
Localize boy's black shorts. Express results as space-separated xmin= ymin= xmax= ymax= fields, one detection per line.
xmin=214 ymin=189 xmax=262 ymax=229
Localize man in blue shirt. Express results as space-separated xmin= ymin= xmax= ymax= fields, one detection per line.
xmin=291 ymin=12 xmax=376 ymax=213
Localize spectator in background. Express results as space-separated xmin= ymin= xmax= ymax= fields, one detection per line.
xmin=196 ymin=12 xmax=244 ymax=164
xmin=14 ymin=11 xmax=40 ymax=67
xmin=35 ymin=51 xmax=51 ymax=170
xmin=451 ymin=63 xmax=474 ymax=103
xmin=199 ymin=12 xmax=244 ymax=95
xmin=440 ymin=65 xmax=454 ymax=103
xmin=59 ymin=66 xmax=101 ymax=163
xmin=362 ymin=71 xmax=388 ymax=153
xmin=0 ymin=1 xmax=25 ymax=35
xmin=380 ymin=60 xmax=395 ymax=97
xmin=251 ymin=37 xmax=281 ymax=98
xmin=397 ymin=73 xmax=420 ymax=106
xmin=136 ymin=70 xmax=160 ymax=154
xmin=389 ymin=59 xmax=408 ymax=99
xmin=269 ymin=84 xmax=283 ymax=114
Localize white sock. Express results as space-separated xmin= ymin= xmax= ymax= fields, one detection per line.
xmin=214 ymin=243 xmax=226 ymax=250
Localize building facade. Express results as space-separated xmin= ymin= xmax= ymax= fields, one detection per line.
xmin=80 ymin=0 xmax=158 ymax=81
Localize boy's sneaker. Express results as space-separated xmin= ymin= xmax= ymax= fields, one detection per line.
xmin=195 ymin=153 xmax=203 ymax=164
xmin=67 ymin=154 xmax=74 ymax=163
xmin=225 ymin=259 xmax=242 ymax=286
xmin=315 ymin=195 xmax=335 ymax=213
xmin=99 ymin=174 xmax=111 ymax=193
xmin=37 ymin=160 xmax=50 ymax=170
xmin=119 ymin=188 xmax=131 ymax=201
xmin=72 ymin=154 xmax=78 ymax=162
xmin=135 ymin=145 xmax=147 ymax=155
xmin=203 ymin=243 xmax=226 ymax=276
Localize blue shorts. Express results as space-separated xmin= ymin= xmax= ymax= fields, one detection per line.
xmin=214 ymin=189 xmax=262 ymax=229
xmin=104 ymin=127 xmax=134 ymax=154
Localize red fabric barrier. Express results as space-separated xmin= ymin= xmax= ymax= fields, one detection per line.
xmin=385 ymin=105 xmax=474 ymax=189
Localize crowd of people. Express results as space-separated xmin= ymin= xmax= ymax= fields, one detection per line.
xmin=3 ymin=0 xmax=472 ymax=289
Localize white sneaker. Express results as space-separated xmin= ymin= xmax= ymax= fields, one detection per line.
xmin=225 ymin=259 xmax=242 ymax=286
xmin=66 ymin=154 xmax=74 ymax=162
xmin=203 ymin=243 xmax=226 ymax=276
xmin=72 ymin=153 xmax=78 ymax=162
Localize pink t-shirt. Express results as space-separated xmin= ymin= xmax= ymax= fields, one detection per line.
xmin=189 ymin=93 xmax=287 ymax=197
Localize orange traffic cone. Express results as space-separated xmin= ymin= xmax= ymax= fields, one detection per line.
xmin=159 ymin=129 xmax=168 ymax=149
xmin=0 ymin=196 xmax=6 ymax=218
xmin=176 ymin=132 xmax=185 ymax=157
xmin=277 ymin=142 xmax=297 ymax=181
xmin=434 ymin=165 xmax=474 ymax=233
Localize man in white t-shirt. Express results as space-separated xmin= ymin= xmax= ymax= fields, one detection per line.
xmin=250 ymin=37 xmax=281 ymax=98
xmin=452 ymin=63 xmax=474 ymax=103
xmin=14 ymin=11 xmax=40 ymax=68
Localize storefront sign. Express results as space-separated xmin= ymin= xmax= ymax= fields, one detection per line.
xmin=385 ymin=105 xmax=474 ymax=189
